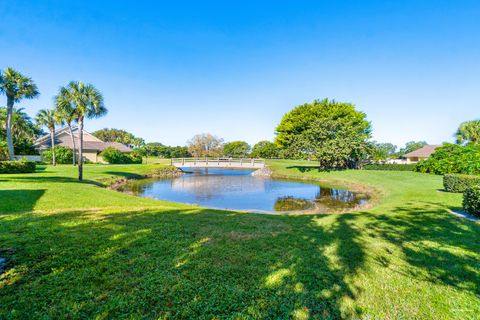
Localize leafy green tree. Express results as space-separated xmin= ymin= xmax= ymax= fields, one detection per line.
xmin=92 ymin=128 xmax=144 ymax=147
xmin=187 ymin=133 xmax=224 ymax=157
xmin=250 ymin=140 xmax=280 ymax=158
xmin=371 ymin=142 xmax=397 ymax=162
xmin=169 ymin=146 xmax=191 ymax=158
xmin=397 ymin=141 xmax=427 ymax=157
xmin=57 ymin=81 xmax=107 ymax=180
xmin=275 ymin=99 xmax=371 ymax=168
xmin=36 ymin=109 xmax=61 ymax=166
xmin=223 ymin=141 xmax=250 ymax=157
xmin=0 ymin=68 xmax=39 ymax=160
xmin=0 ymin=107 xmax=42 ymax=155
xmin=455 ymin=120 xmax=480 ymax=145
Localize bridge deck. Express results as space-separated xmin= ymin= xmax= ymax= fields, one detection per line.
xmin=171 ymin=158 xmax=265 ymax=169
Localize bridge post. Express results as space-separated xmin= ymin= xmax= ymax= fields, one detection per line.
xmin=182 ymin=158 xmax=185 ymax=166
xmin=206 ymin=157 xmax=208 ymax=166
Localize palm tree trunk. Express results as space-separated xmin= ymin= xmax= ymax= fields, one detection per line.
xmin=68 ymin=124 xmax=76 ymax=165
xmin=51 ymin=127 xmax=56 ymax=166
xmin=78 ymin=118 xmax=84 ymax=181
xmin=5 ymin=95 xmax=15 ymax=160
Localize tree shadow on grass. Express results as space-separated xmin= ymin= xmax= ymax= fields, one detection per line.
xmin=0 ymin=207 xmax=366 ymax=319
xmin=0 ymin=189 xmax=45 ymax=213
xmin=364 ymin=202 xmax=480 ymax=297
xmin=4 ymin=176 xmax=103 ymax=187
xmin=286 ymin=166 xmax=347 ymax=173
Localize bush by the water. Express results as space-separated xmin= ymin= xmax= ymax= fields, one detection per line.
xmin=100 ymin=147 xmax=142 ymax=164
xmin=0 ymin=160 xmax=36 ymax=174
xmin=415 ymin=144 xmax=480 ymax=175
xmin=42 ymin=146 xmax=73 ymax=164
xmin=363 ymin=164 xmax=415 ymax=171
xmin=443 ymin=174 xmax=480 ymax=193
xmin=463 ymin=186 xmax=480 ymax=217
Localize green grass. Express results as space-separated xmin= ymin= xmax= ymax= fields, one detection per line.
xmin=0 ymin=161 xmax=479 ymax=319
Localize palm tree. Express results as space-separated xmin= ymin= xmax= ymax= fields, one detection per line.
xmin=58 ymin=81 xmax=106 ymax=180
xmin=36 ymin=109 xmax=60 ymax=166
xmin=455 ymin=120 xmax=480 ymax=145
xmin=0 ymin=68 xmax=39 ymax=160
xmin=55 ymin=93 xmax=78 ymax=165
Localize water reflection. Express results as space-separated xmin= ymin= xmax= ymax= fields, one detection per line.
xmin=123 ymin=168 xmax=368 ymax=213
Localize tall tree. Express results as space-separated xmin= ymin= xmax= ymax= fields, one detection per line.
xmin=58 ymin=81 xmax=106 ymax=180
xmin=455 ymin=120 xmax=480 ymax=145
xmin=0 ymin=68 xmax=39 ymax=160
xmin=36 ymin=109 xmax=60 ymax=166
xmin=187 ymin=133 xmax=223 ymax=157
xmin=223 ymin=141 xmax=251 ymax=158
xmin=55 ymin=92 xmax=78 ymax=165
xmin=371 ymin=142 xmax=397 ymax=162
xmin=275 ymin=98 xmax=371 ymax=168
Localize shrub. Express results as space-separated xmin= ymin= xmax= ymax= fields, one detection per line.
xmin=443 ymin=174 xmax=480 ymax=193
xmin=100 ymin=147 xmax=141 ymax=164
xmin=42 ymin=146 xmax=73 ymax=164
xmin=463 ymin=186 xmax=480 ymax=217
xmin=0 ymin=141 xmax=8 ymax=161
xmin=128 ymin=151 xmax=143 ymax=164
xmin=363 ymin=164 xmax=415 ymax=171
xmin=414 ymin=143 xmax=480 ymax=175
xmin=0 ymin=160 xmax=36 ymax=174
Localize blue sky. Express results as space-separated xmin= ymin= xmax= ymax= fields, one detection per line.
xmin=1 ymin=1 xmax=479 ymax=148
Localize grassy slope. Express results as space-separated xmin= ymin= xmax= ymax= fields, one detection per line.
xmin=0 ymin=162 xmax=479 ymax=319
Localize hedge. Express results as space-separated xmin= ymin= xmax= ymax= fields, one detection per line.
xmin=0 ymin=160 xmax=36 ymax=174
xmin=443 ymin=174 xmax=480 ymax=193
xmin=363 ymin=164 xmax=416 ymax=171
xmin=463 ymin=186 xmax=480 ymax=218
xmin=100 ymin=147 xmax=142 ymax=164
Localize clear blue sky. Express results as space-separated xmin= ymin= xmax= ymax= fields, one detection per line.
xmin=1 ymin=0 xmax=479 ymax=148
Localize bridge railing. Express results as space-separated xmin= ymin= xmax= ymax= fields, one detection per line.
xmin=171 ymin=157 xmax=265 ymax=168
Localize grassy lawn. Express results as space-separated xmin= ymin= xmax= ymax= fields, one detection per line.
xmin=0 ymin=161 xmax=479 ymax=319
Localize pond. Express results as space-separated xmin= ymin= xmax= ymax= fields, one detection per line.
xmin=122 ymin=168 xmax=369 ymax=214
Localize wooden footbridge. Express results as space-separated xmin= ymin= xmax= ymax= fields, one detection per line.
xmin=171 ymin=158 xmax=265 ymax=169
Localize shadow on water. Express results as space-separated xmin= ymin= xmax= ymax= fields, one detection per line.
xmin=0 ymin=207 xmax=366 ymax=319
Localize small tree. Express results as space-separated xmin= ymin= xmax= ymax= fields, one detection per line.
xmin=250 ymin=141 xmax=280 ymax=158
xmin=36 ymin=109 xmax=61 ymax=166
xmin=0 ymin=68 xmax=39 ymax=160
xmin=55 ymin=91 xmax=78 ymax=165
xmin=187 ymin=133 xmax=224 ymax=157
xmin=223 ymin=141 xmax=250 ymax=157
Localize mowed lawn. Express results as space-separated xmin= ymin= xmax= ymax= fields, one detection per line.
xmin=0 ymin=162 xmax=479 ymax=319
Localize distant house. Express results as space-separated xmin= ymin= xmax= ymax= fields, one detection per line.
xmin=403 ymin=145 xmax=441 ymax=163
xmin=34 ymin=127 xmax=132 ymax=163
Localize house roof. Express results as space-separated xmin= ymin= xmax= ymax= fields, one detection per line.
xmin=34 ymin=127 xmax=132 ymax=153
xmin=404 ymin=145 xmax=441 ymax=158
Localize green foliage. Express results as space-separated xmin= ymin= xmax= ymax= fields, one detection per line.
xmin=455 ymin=120 xmax=480 ymax=145
xmin=93 ymin=128 xmax=145 ymax=147
xmin=137 ymin=143 xmax=191 ymax=158
xmin=0 ymin=141 xmax=9 ymax=161
xmin=363 ymin=164 xmax=415 ymax=171
xmin=443 ymin=174 xmax=480 ymax=193
xmin=414 ymin=143 xmax=480 ymax=175
xmin=250 ymin=141 xmax=280 ymax=158
xmin=370 ymin=142 xmax=397 ymax=161
xmin=100 ymin=147 xmax=141 ymax=164
xmin=0 ymin=160 xmax=36 ymax=174
xmin=42 ymin=146 xmax=73 ymax=164
xmin=463 ymin=186 xmax=480 ymax=217
xmin=223 ymin=141 xmax=250 ymax=157
xmin=397 ymin=141 xmax=427 ymax=157
xmin=0 ymin=107 xmax=42 ymax=154
xmin=275 ymin=99 xmax=371 ymax=168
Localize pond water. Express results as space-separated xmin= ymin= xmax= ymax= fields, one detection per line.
xmin=122 ymin=168 xmax=368 ymax=214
